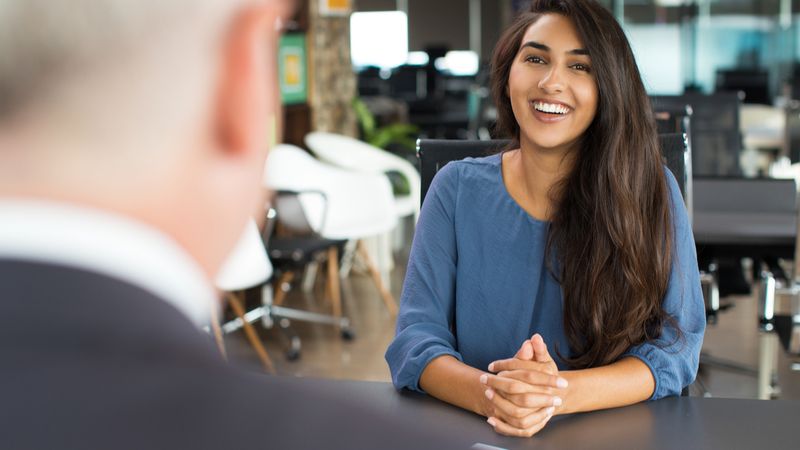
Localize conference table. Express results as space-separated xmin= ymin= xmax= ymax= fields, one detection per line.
xmin=299 ymin=377 xmax=799 ymax=450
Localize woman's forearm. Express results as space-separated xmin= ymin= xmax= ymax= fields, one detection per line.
xmin=558 ymin=356 xmax=655 ymax=414
xmin=419 ymin=355 xmax=492 ymax=417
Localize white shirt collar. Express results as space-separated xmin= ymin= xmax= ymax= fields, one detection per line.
xmin=0 ymin=199 xmax=216 ymax=326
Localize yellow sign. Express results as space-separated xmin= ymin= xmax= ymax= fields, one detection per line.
xmin=284 ymin=54 xmax=301 ymax=86
xmin=320 ymin=0 xmax=351 ymax=16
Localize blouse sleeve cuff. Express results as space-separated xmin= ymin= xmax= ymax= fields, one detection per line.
xmin=386 ymin=341 xmax=463 ymax=394
xmin=621 ymin=350 xmax=662 ymax=400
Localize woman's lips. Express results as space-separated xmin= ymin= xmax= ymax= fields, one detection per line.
xmin=530 ymin=101 xmax=571 ymax=123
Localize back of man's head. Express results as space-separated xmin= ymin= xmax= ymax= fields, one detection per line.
xmin=0 ymin=0 xmax=285 ymax=277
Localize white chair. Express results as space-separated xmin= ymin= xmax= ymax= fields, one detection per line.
xmin=304 ymin=131 xmax=421 ymax=223
xmin=265 ymin=144 xmax=399 ymax=316
xmin=214 ymin=220 xmax=277 ymax=373
xmin=304 ymin=132 xmax=420 ymax=278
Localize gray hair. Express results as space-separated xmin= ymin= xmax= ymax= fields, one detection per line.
xmin=0 ymin=0 xmax=237 ymax=118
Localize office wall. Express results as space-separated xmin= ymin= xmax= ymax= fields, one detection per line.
xmin=480 ymin=0 xmax=503 ymax=62
xmin=356 ymin=0 xmax=396 ymax=12
xmin=357 ymin=0 xmax=505 ymax=62
xmin=407 ymin=0 xmax=470 ymax=53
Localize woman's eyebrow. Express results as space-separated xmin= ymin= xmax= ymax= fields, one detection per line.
xmin=520 ymin=40 xmax=589 ymax=56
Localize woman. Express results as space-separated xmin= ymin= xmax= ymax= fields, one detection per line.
xmin=385 ymin=0 xmax=705 ymax=438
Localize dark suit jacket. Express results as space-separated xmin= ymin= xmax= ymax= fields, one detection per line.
xmin=0 ymin=260 xmax=462 ymax=449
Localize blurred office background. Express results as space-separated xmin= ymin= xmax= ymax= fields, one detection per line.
xmin=220 ymin=0 xmax=800 ymax=402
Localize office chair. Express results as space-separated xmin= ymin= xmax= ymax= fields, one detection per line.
xmin=651 ymin=93 xmax=743 ymax=177
xmin=215 ymin=220 xmax=277 ymax=372
xmin=715 ymin=69 xmax=771 ymax=105
xmin=266 ymin=144 xmax=400 ymax=321
xmin=418 ymin=134 xmax=689 ymax=206
xmin=267 ymin=192 xmax=355 ymax=342
xmin=218 ymin=207 xmax=343 ymax=362
xmin=417 ymin=134 xmax=696 ymax=396
xmin=305 ymin=131 xmax=421 ymax=224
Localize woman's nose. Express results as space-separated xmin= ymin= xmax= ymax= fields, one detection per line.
xmin=538 ymin=66 xmax=565 ymax=94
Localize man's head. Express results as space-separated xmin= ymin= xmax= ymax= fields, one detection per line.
xmin=0 ymin=0 xmax=293 ymax=278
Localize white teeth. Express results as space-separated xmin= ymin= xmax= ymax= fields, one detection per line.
xmin=533 ymin=101 xmax=569 ymax=115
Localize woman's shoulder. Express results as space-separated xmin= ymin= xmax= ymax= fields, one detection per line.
xmin=433 ymin=152 xmax=503 ymax=187
xmin=660 ymin=165 xmax=684 ymax=205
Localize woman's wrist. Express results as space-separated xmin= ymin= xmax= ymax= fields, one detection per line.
xmin=475 ymin=371 xmax=494 ymax=417
xmin=554 ymin=370 xmax=577 ymax=415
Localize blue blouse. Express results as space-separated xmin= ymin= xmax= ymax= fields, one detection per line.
xmin=385 ymin=153 xmax=705 ymax=400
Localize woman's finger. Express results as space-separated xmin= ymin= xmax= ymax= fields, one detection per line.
xmin=480 ymin=371 xmax=563 ymax=398
xmin=531 ymin=334 xmax=553 ymax=363
xmin=486 ymin=388 xmax=542 ymax=428
xmin=497 ymin=369 xmax=566 ymax=390
xmin=489 ymin=358 xmax=562 ymax=378
xmin=487 ymin=407 xmax=554 ymax=438
xmin=481 ymin=373 xmax=538 ymax=395
xmin=514 ymin=339 xmax=534 ymax=360
xmin=503 ymin=391 xmax=563 ymax=409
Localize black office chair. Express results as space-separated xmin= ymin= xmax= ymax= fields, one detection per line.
xmin=222 ymin=190 xmax=354 ymax=362
xmin=651 ymin=93 xmax=743 ymax=177
xmin=417 ymin=134 xmax=695 ymax=396
xmin=653 ymin=104 xmax=692 ymax=135
xmin=418 ymin=134 xmax=689 ymax=206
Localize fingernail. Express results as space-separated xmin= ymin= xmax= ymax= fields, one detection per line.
xmin=557 ymin=377 xmax=568 ymax=388
xmin=546 ymin=406 xmax=555 ymax=415
xmin=484 ymin=389 xmax=494 ymax=400
xmin=487 ymin=417 xmax=497 ymax=427
xmin=553 ymin=396 xmax=563 ymax=406
xmin=488 ymin=362 xmax=495 ymax=372
xmin=480 ymin=374 xmax=488 ymax=384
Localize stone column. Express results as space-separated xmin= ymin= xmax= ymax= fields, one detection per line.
xmin=308 ymin=0 xmax=358 ymax=137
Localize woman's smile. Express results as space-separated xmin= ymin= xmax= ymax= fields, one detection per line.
xmin=530 ymin=99 xmax=573 ymax=123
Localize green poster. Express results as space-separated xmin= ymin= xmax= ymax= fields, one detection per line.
xmin=278 ymin=33 xmax=308 ymax=105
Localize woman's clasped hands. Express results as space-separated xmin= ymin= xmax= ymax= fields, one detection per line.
xmin=480 ymin=334 xmax=568 ymax=437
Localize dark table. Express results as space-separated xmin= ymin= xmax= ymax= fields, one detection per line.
xmin=692 ymin=177 xmax=796 ymax=260
xmin=301 ymin=377 xmax=800 ymax=450
xmin=693 ymin=211 xmax=795 ymax=259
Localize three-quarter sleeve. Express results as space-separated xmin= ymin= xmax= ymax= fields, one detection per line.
xmin=623 ymin=169 xmax=706 ymax=399
xmin=385 ymin=163 xmax=463 ymax=392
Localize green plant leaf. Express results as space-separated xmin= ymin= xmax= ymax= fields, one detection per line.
xmin=352 ymin=97 xmax=376 ymax=137
xmin=370 ymin=128 xmax=395 ymax=149
xmin=382 ymin=123 xmax=419 ymax=136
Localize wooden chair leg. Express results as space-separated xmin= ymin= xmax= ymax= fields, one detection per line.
xmin=273 ymin=271 xmax=294 ymax=306
xmin=356 ymin=240 xmax=398 ymax=316
xmin=327 ymin=246 xmax=342 ymax=319
xmin=226 ymin=292 xmax=276 ymax=375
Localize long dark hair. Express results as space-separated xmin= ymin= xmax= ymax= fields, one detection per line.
xmin=490 ymin=0 xmax=675 ymax=369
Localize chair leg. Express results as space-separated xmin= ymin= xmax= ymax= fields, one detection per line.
xmin=226 ymin=292 xmax=276 ymax=375
xmin=357 ymin=240 xmax=398 ymax=316
xmin=327 ymin=246 xmax=343 ymax=319
xmin=273 ymin=271 xmax=294 ymax=307
xmin=209 ymin=304 xmax=227 ymax=360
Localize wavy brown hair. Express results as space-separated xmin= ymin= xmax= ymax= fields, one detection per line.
xmin=490 ymin=0 xmax=675 ymax=369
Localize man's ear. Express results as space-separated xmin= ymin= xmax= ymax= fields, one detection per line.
xmin=215 ymin=4 xmax=279 ymax=157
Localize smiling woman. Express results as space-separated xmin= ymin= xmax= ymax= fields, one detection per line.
xmin=386 ymin=0 xmax=705 ymax=440
xmin=506 ymin=14 xmax=598 ymax=153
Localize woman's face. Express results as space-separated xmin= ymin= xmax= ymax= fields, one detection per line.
xmin=507 ymin=14 xmax=598 ymax=154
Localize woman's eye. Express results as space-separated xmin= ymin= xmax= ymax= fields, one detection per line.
xmin=572 ymin=63 xmax=591 ymax=72
xmin=525 ymin=55 xmax=544 ymax=64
